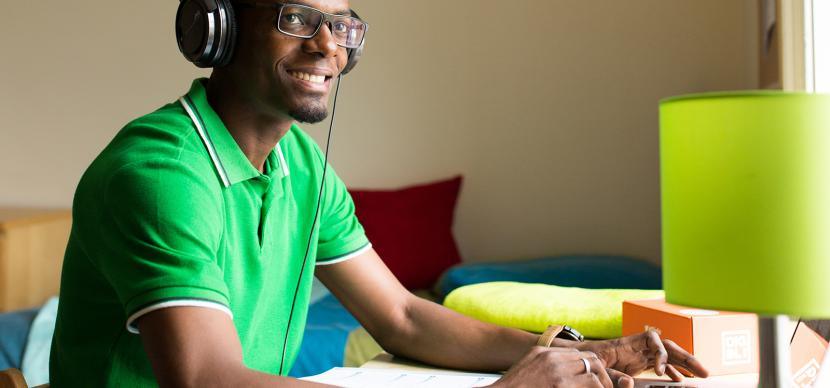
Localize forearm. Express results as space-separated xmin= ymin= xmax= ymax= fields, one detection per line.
xmin=314 ymin=253 xmax=577 ymax=372
xmin=177 ymin=365 xmax=334 ymax=388
xmin=377 ymin=294 xmax=577 ymax=372
xmin=138 ymin=307 xmax=336 ymax=388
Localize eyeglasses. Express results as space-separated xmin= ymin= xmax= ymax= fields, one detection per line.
xmin=235 ymin=1 xmax=368 ymax=49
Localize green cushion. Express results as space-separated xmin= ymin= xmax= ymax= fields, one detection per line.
xmin=443 ymin=282 xmax=663 ymax=339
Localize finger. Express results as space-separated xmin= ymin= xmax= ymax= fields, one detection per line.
xmin=580 ymin=351 xmax=607 ymax=368
xmin=673 ymin=364 xmax=695 ymax=378
xmin=646 ymin=331 xmax=668 ymax=376
xmin=665 ymin=364 xmax=685 ymax=382
xmin=605 ymin=368 xmax=634 ymax=388
xmin=571 ymin=355 xmax=613 ymax=388
xmin=568 ymin=358 xmax=592 ymax=376
xmin=663 ymin=339 xmax=709 ymax=378
xmin=571 ymin=373 xmax=605 ymax=388
xmin=591 ymin=360 xmax=614 ymax=388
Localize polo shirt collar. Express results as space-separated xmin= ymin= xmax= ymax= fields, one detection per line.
xmin=180 ymin=79 xmax=288 ymax=187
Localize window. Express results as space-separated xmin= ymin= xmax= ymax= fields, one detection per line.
xmin=812 ymin=1 xmax=829 ymax=92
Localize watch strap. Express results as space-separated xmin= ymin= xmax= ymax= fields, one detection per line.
xmin=537 ymin=325 xmax=565 ymax=347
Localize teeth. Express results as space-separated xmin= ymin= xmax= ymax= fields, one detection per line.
xmin=291 ymin=71 xmax=326 ymax=84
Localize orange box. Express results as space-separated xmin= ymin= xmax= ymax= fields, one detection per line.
xmin=790 ymin=322 xmax=828 ymax=388
xmin=622 ymin=298 xmax=759 ymax=376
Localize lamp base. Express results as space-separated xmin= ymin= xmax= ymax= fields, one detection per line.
xmin=758 ymin=315 xmax=792 ymax=388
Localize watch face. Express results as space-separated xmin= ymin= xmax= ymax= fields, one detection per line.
xmin=556 ymin=326 xmax=584 ymax=341
xmin=556 ymin=326 xmax=583 ymax=342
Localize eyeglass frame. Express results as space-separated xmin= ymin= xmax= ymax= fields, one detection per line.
xmin=233 ymin=1 xmax=368 ymax=49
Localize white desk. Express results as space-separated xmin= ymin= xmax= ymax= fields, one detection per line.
xmin=362 ymin=353 xmax=758 ymax=388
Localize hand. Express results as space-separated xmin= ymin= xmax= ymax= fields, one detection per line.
xmin=578 ymin=330 xmax=710 ymax=382
xmin=490 ymin=346 xmax=631 ymax=388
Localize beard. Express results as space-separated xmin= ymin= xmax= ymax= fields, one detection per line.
xmin=289 ymin=100 xmax=329 ymax=124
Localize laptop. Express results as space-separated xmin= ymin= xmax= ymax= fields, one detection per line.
xmin=633 ymin=374 xmax=757 ymax=388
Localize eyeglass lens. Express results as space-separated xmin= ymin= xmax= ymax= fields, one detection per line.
xmin=278 ymin=4 xmax=366 ymax=48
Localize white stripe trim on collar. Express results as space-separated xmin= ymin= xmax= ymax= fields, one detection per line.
xmin=277 ymin=143 xmax=290 ymax=177
xmin=180 ymin=96 xmax=231 ymax=188
xmin=181 ymin=96 xmax=289 ymax=186
xmin=126 ymin=299 xmax=233 ymax=334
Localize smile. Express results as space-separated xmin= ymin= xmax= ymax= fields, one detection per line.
xmin=290 ymin=71 xmax=327 ymax=85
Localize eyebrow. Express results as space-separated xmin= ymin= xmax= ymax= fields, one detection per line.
xmin=282 ymin=1 xmax=351 ymax=16
xmin=238 ymin=1 xmax=352 ymax=17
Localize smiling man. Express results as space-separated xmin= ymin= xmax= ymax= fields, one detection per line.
xmin=50 ymin=1 xmax=708 ymax=387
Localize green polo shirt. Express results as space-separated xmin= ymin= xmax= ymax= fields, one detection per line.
xmin=50 ymin=79 xmax=370 ymax=387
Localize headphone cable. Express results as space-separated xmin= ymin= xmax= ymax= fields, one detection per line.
xmin=278 ymin=74 xmax=342 ymax=375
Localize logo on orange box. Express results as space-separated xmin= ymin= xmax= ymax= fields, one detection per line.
xmin=722 ymin=330 xmax=752 ymax=366
xmin=792 ymin=358 xmax=820 ymax=388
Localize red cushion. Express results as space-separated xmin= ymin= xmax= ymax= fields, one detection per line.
xmin=349 ymin=176 xmax=463 ymax=289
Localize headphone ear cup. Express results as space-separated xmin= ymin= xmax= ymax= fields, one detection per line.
xmin=212 ymin=0 xmax=237 ymax=67
xmin=341 ymin=43 xmax=363 ymax=76
xmin=340 ymin=9 xmax=365 ymax=75
xmin=176 ymin=0 xmax=210 ymax=66
xmin=175 ymin=0 xmax=235 ymax=68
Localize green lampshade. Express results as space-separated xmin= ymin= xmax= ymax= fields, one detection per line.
xmin=660 ymin=91 xmax=830 ymax=318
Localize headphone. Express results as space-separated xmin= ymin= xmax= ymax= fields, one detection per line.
xmin=175 ymin=0 xmax=364 ymax=74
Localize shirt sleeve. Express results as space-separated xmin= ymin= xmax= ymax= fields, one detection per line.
xmin=93 ymin=157 xmax=231 ymax=325
xmin=315 ymin=164 xmax=370 ymax=264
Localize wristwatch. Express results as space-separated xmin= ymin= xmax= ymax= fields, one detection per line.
xmin=557 ymin=325 xmax=584 ymax=342
xmin=537 ymin=324 xmax=585 ymax=347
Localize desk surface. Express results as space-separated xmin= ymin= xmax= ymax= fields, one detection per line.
xmin=362 ymin=353 xmax=758 ymax=387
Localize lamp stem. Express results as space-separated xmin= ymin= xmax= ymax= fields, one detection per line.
xmin=758 ymin=315 xmax=792 ymax=388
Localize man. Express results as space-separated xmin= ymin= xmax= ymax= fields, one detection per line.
xmin=50 ymin=0 xmax=708 ymax=387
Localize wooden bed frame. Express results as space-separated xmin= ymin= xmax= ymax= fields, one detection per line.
xmin=0 ymin=208 xmax=71 ymax=313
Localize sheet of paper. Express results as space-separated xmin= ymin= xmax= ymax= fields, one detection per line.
xmin=300 ymin=367 xmax=500 ymax=388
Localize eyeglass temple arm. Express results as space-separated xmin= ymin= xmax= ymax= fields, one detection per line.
xmin=232 ymin=0 xmax=282 ymax=10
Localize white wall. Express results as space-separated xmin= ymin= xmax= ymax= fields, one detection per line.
xmin=0 ymin=1 xmax=758 ymax=265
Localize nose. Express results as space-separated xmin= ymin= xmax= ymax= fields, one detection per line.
xmin=303 ymin=22 xmax=338 ymax=59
